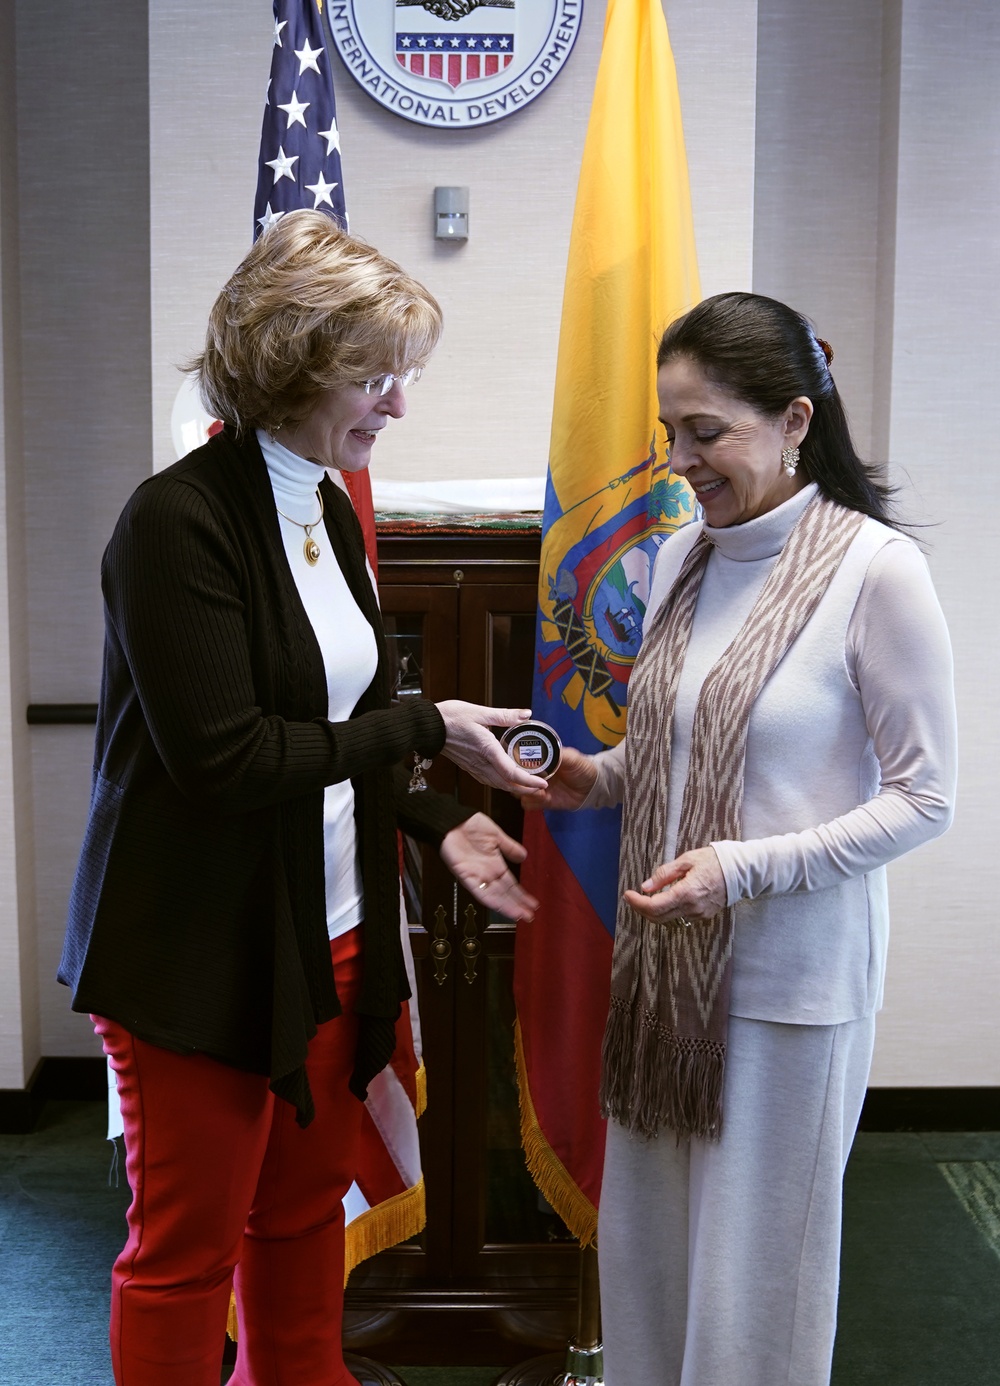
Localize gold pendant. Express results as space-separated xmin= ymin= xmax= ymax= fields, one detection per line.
xmin=303 ymin=532 xmax=321 ymax=565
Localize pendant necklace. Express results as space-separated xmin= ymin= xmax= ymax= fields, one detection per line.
xmin=275 ymin=489 xmax=324 ymax=566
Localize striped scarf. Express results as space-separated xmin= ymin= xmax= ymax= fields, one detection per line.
xmin=599 ymin=494 xmax=866 ymax=1140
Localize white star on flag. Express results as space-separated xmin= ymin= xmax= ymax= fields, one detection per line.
xmin=434 ymin=37 xmax=444 ymax=47
xmin=418 ymin=37 xmax=428 ymax=47
xmin=450 ymin=38 xmax=460 ymax=47
xmin=278 ymin=90 xmax=310 ymax=128
xmin=256 ymin=202 xmax=285 ymax=234
xmin=466 ymin=37 xmax=476 ymax=47
xmin=273 ymin=17 xmax=287 ymax=46
xmin=318 ymin=120 xmax=341 ymax=156
xmin=265 ymin=146 xmax=299 ymax=183
xmin=304 ymin=173 xmax=339 ymax=209
xmin=295 ymin=39 xmax=323 ymax=74
xmin=483 ymin=37 xmax=494 ymax=48
xmin=401 ymin=36 xmax=411 ymax=47
xmin=499 ymin=37 xmax=510 ymax=48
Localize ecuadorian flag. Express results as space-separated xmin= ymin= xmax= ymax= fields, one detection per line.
xmin=514 ymin=0 xmax=700 ymax=1244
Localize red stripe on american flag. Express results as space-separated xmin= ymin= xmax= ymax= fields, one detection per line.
xmin=485 ymin=54 xmax=499 ymax=76
xmin=396 ymin=52 xmax=405 ymax=68
xmin=503 ymin=53 xmax=513 ymax=69
xmin=448 ymin=53 xmax=461 ymax=87
xmin=411 ymin=53 xmax=424 ymax=76
xmin=466 ymin=54 xmax=480 ymax=80
xmin=429 ymin=53 xmax=443 ymax=80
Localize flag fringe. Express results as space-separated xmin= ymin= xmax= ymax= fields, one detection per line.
xmin=226 ymin=1177 xmax=427 ymax=1340
xmin=415 ymin=1060 xmax=427 ymax=1119
xmin=344 ymin=1176 xmax=426 ymax=1283
xmin=514 ymin=1017 xmax=598 ymax=1246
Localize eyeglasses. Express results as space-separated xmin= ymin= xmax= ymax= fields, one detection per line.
xmin=359 ymin=366 xmax=423 ymax=396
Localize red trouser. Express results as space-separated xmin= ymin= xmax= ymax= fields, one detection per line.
xmin=94 ymin=928 xmax=365 ymax=1386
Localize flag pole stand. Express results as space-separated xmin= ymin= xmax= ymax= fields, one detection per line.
xmin=343 ymin=1353 xmax=408 ymax=1385
xmin=492 ymin=1242 xmax=604 ymax=1386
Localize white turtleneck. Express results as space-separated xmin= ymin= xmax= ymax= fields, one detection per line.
xmin=257 ymin=430 xmax=379 ymax=940
xmin=586 ymin=483 xmax=957 ymax=1024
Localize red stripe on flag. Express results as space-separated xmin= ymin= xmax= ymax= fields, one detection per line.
xmin=503 ymin=53 xmax=513 ymax=69
xmin=355 ymin=1108 xmax=409 ymax=1206
xmin=396 ymin=52 xmax=406 ymax=68
xmin=429 ymin=53 xmax=443 ymax=80
xmin=448 ymin=53 xmax=461 ymax=87
xmin=466 ymin=54 xmax=480 ymax=80
xmin=412 ymin=53 xmax=424 ymax=76
xmin=485 ymin=54 xmax=499 ymax=76
xmin=515 ymin=813 xmax=613 ymax=1213
xmin=341 ymin=470 xmax=378 ymax=578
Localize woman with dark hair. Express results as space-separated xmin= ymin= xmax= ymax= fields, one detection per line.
xmin=524 ymin=292 xmax=957 ymax=1385
xmin=59 ymin=209 xmax=544 ymax=1386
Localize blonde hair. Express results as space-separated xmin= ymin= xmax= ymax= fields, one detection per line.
xmin=190 ymin=210 xmax=443 ymax=432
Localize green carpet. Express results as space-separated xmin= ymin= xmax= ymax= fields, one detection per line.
xmin=833 ymin=1131 xmax=1000 ymax=1385
xmin=2 ymin=1103 xmax=1000 ymax=1385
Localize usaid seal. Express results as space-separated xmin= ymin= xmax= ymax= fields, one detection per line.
xmin=500 ymin=721 xmax=562 ymax=779
xmin=325 ymin=1 xmax=584 ymax=129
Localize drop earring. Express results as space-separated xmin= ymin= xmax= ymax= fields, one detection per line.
xmin=781 ymin=445 xmax=800 ymax=477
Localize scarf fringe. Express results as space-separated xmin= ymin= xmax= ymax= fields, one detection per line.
xmin=600 ymin=996 xmax=725 ymax=1141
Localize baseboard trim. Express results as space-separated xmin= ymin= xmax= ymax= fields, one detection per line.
xmin=860 ymin=1087 xmax=1000 ymax=1132
xmin=0 ymin=1056 xmax=107 ymax=1133
xmin=2 ymin=1065 xmax=997 ymax=1135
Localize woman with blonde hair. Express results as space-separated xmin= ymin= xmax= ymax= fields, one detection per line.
xmin=60 ymin=209 xmax=543 ymax=1386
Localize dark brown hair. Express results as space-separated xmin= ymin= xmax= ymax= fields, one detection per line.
xmin=658 ymin=292 xmax=898 ymax=525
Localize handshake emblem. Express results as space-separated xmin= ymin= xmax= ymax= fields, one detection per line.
xmin=398 ymin=0 xmax=515 ymax=18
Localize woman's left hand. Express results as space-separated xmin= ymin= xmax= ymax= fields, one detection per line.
xmin=440 ymin=812 xmax=539 ymax=923
xmin=622 ymin=847 xmax=727 ymax=925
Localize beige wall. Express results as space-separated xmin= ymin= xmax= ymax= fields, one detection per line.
xmin=0 ymin=1 xmax=38 ymax=1087
xmin=867 ymin=0 xmax=1000 ymax=1084
xmin=12 ymin=0 xmax=152 ymax=1061
xmin=1 ymin=0 xmax=996 ymax=1086
xmin=150 ymin=0 xmax=759 ymax=481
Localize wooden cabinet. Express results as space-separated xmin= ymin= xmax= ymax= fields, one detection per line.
xmin=344 ymin=525 xmax=577 ymax=1363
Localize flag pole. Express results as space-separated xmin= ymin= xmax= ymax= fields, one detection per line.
xmin=492 ymin=1241 xmax=603 ymax=1386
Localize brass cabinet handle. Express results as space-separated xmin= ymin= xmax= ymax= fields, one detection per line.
xmin=430 ymin=903 xmax=451 ymax=986
xmin=460 ymin=903 xmax=481 ymax=985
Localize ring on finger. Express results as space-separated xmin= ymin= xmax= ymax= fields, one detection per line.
xmin=676 ymin=915 xmax=692 ymax=928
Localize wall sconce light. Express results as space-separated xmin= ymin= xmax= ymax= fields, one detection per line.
xmin=434 ymin=186 xmax=469 ymax=241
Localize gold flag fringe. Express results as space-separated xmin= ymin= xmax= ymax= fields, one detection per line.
xmin=414 ymin=1060 xmax=427 ymax=1119
xmin=344 ymin=1176 xmax=426 ymax=1282
xmin=514 ymin=1017 xmax=598 ymax=1246
xmin=226 ymin=1178 xmax=427 ymax=1340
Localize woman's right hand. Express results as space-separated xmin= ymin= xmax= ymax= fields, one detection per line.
xmin=435 ymin=701 xmax=548 ymax=794
xmin=517 ymin=746 xmax=598 ymax=812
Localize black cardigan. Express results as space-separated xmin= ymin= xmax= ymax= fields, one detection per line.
xmin=59 ymin=427 xmax=470 ymax=1124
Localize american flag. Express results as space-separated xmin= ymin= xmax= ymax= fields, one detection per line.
xmin=396 ymin=32 xmax=514 ymax=90
xmin=254 ymin=0 xmax=346 ymax=238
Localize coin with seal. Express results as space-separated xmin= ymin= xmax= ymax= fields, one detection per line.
xmin=499 ymin=720 xmax=562 ymax=780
